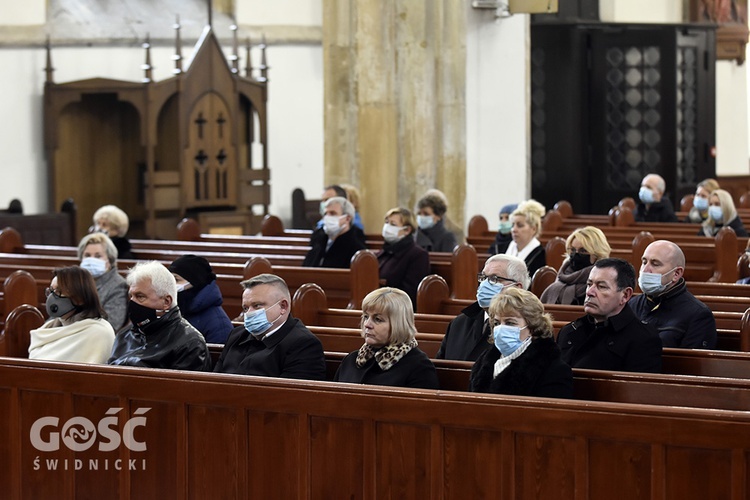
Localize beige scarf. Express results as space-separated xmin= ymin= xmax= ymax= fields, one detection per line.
xmin=355 ymin=339 xmax=418 ymax=371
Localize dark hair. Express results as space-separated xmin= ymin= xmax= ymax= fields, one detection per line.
xmin=593 ymin=258 xmax=635 ymax=290
xmin=416 ymin=194 xmax=447 ymax=217
xmin=54 ymin=266 xmax=107 ymax=319
xmin=325 ymin=184 xmax=348 ymax=199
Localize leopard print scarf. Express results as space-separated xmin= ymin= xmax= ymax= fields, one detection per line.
xmin=355 ymin=339 xmax=418 ymax=371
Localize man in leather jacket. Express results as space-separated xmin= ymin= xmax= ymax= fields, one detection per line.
xmin=108 ymin=261 xmax=212 ymax=371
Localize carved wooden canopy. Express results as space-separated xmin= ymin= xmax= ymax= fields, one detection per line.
xmin=44 ymin=21 xmax=269 ymax=239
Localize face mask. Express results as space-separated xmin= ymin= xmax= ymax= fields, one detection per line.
xmin=498 ymin=220 xmax=512 ymax=235
xmin=417 ymin=215 xmax=435 ymax=230
xmin=176 ymin=283 xmax=188 ymax=293
xmin=244 ymin=301 xmax=281 ymax=336
xmin=80 ymin=257 xmax=107 ymax=278
xmin=693 ymin=196 xmax=709 ymax=211
xmin=569 ymin=253 xmax=591 ymax=272
xmin=638 ymin=268 xmax=677 ymax=296
xmin=477 ymin=279 xmax=504 ymax=309
xmin=708 ymin=205 xmax=723 ymax=222
xmin=46 ymin=293 xmax=77 ymax=318
xmin=493 ymin=324 xmax=528 ymax=357
xmin=639 ymin=186 xmax=654 ymax=204
xmin=382 ymin=223 xmax=405 ymax=244
xmin=319 ymin=201 xmax=327 ymax=216
xmin=128 ymin=300 xmax=160 ymax=332
xmin=323 ymin=215 xmax=346 ymax=238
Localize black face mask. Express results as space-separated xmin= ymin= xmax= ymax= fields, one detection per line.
xmin=569 ymin=253 xmax=592 ymax=272
xmin=128 ymin=300 xmax=161 ymax=332
xmin=46 ymin=293 xmax=77 ymax=318
xmin=176 ymin=287 xmax=198 ymax=314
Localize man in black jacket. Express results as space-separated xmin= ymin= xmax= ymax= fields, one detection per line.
xmin=557 ymin=258 xmax=662 ymax=373
xmin=634 ymin=173 xmax=678 ymax=223
xmin=436 ymin=254 xmax=530 ymax=361
xmin=213 ymin=274 xmax=326 ymax=380
xmin=302 ymin=197 xmax=366 ymax=269
xmin=108 ymin=261 xmax=211 ymax=371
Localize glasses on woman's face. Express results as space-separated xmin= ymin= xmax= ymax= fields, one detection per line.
xmin=568 ymin=248 xmax=590 ymax=257
xmin=45 ymin=287 xmax=66 ymax=298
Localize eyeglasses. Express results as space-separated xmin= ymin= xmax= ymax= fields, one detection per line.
xmin=477 ymin=273 xmax=514 ymax=286
xmin=45 ymin=287 xmax=66 ymax=298
xmin=568 ymin=248 xmax=590 ymax=256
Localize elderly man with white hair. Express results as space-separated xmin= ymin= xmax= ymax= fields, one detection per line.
xmin=108 ymin=261 xmax=212 ymax=371
xmin=302 ymin=196 xmax=366 ymax=268
xmin=634 ymin=173 xmax=678 ymax=223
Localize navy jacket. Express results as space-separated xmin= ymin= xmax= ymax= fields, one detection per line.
xmin=629 ymin=279 xmax=717 ymax=349
xmin=469 ymin=337 xmax=573 ymax=398
xmin=557 ymin=304 xmax=662 ymax=373
xmin=334 ymin=347 xmax=439 ymax=389
xmin=213 ymin=316 xmax=326 ymax=380
xmin=177 ymin=281 xmax=233 ymax=344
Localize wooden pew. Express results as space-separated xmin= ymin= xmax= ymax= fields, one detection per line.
xmin=3 ymin=357 xmax=750 ymax=499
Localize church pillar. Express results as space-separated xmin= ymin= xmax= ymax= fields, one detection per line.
xmin=323 ymin=0 xmax=466 ymax=232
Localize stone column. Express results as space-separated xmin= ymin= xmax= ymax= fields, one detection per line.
xmin=323 ymin=0 xmax=466 ymax=232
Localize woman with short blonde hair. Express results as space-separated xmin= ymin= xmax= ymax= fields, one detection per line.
xmin=700 ymin=188 xmax=748 ymax=237
xmin=505 ymin=199 xmax=547 ymax=278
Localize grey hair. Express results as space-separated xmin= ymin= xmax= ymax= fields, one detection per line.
xmin=77 ymin=232 xmax=119 ymax=266
xmin=485 ymin=253 xmax=531 ymax=290
xmin=126 ymin=261 xmax=177 ymax=304
xmin=324 ymin=196 xmax=355 ymax=219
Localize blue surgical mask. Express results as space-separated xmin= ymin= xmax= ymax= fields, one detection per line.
xmin=493 ymin=324 xmax=528 ymax=356
xmin=80 ymin=257 xmax=107 ymax=278
xmin=638 ymin=268 xmax=677 ymax=296
xmin=708 ymin=205 xmax=723 ymax=222
xmin=244 ymin=301 xmax=281 ymax=336
xmin=498 ymin=220 xmax=512 ymax=234
xmin=417 ymin=215 xmax=435 ymax=230
xmin=477 ymin=280 xmax=504 ymax=308
xmin=693 ymin=196 xmax=709 ymax=211
xmin=639 ymin=186 xmax=655 ymax=204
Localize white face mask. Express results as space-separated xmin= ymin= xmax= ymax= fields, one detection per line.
xmin=323 ymin=215 xmax=346 ymax=238
xmin=638 ymin=267 xmax=677 ymax=295
xmin=382 ymin=223 xmax=405 ymax=244
xmin=417 ymin=215 xmax=435 ymax=230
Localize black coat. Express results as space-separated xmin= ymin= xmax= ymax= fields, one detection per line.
xmin=628 ymin=279 xmax=717 ymax=349
xmin=110 ymin=236 xmax=134 ymax=259
xmin=698 ymin=215 xmax=749 ymax=237
xmin=469 ymin=337 xmax=573 ymax=398
xmin=556 ymin=304 xmax=662 ymax=373
xmin=213 ymin=316 xmax=326 ymax=380
xmin=303 ymin=226 xmax=367 ymax=268
xmin=634 ymin=197 xmax=678 ymax=223
xmin=488 ymin=232 xmax=512 ymax=255
xmin=523 ymin=245 xmax=547 ymax=280
xmin=435 ymin=301 xmax=492 ymax=361
xmin=377 ymin=236 xmax=430 ymax=309
xmin=108 ymin=307 xmax=212 ymax=371
xmin=334 ymin=347 xmax=440 ymax=389
xmin=415 ymin=219 xmax=457 ymax=253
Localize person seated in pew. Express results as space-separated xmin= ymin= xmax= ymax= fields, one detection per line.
xmin=414 ymin=192 xmax=457 ymax=253
xmin=108 ymin=261 xmax=212 ymax=371
xmin=634 ymin=173 xmax=678 ymax=223
xmin=629 ymin=240 xmax=717 ymax=349
xmin=470 ymin=287 xmax=573 ymax=398
xmin=557 ymin=258 xmax=662 ymax=373
xmin=686 ymin=178 xmax=720 ymax=223
xmin=77 ymin=232 xmax=129 ymax=332
xmin=303 ymin=197 xmax=367 ymax=269
xmin=315 ymin=184 xmax=365 ymax=231
xmin=213 ymin=273 xmax=326 ymax=379
xmin=377 ymin=207 xmax=431 ymax=310
xmin=505 ymin=199 xmax=546 ymax=279
xmin=29 ymin=266 xmax=116 ymax=364
xmin=698 ymin=188 xmax=748 ymax=237
xmin=334 ymin=287 xmax=439 ymax=389
xmin=436 ymin=254 xmax=530 ymax=361
xmin=488 ymin=203 xmax=517 ymax=255
xmin=340 ymin=183 xmax=365 ymax=232
xmin=168 ymin=255 xmax=233 ymax=344
xmin=423 ymin=188 xmax=465 ymax=244
xmin=540 ymin=226 xmax=611 ymax=306
xmin=90 ymin=204 xmax=134 ymax=259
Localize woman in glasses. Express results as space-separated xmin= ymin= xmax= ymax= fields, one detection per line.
xmin=28 ymin=266 xmax=115 ymax=363
xmin=540 ymin=226 xmax=611 ymax=305
xmin=470 ymin=287 xmax=572 ymax=398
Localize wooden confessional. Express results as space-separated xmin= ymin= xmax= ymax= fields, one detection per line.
xmin=43 ymin=20 xmax=269 ymax=240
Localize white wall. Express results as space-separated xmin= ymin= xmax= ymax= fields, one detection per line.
xmin=718 ymin=61 xmax=750 ymax=174
xmin=465 ymin=8 xmax=529 ymax=230
xmin=238 ymin=0 xmax=322 ymax=25
xmin=599 ymin=0 xmax=681 ymax=23
xmin=0 ymin=0 xmax=45 ymax=25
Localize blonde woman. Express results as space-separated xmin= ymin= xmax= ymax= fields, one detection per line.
xmin=505 ymin=199 xmax=546 ymax=278
xmin=540 ymin=226 xmax=611 ymax=305
xmin=334 ymin=287 xmax=439 ymax=389
xmin=699 ymin=188 xmax=748 ymax=237
xmin=687 ymin=178 xmax=720 ymax=223
xmin=91 ymin=204 xmax=134 ymax=259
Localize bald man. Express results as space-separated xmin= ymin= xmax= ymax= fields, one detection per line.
xmin=635 ymin=173 xmax=678 ymax=223
xmin=629 ymin=240 xmax=717 ymax=349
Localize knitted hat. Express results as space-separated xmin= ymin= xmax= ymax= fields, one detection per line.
xmin=499 ymin=203 xmax=518 ymax=215
xmin=168 ymin=255 xmax=216 ymax=290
